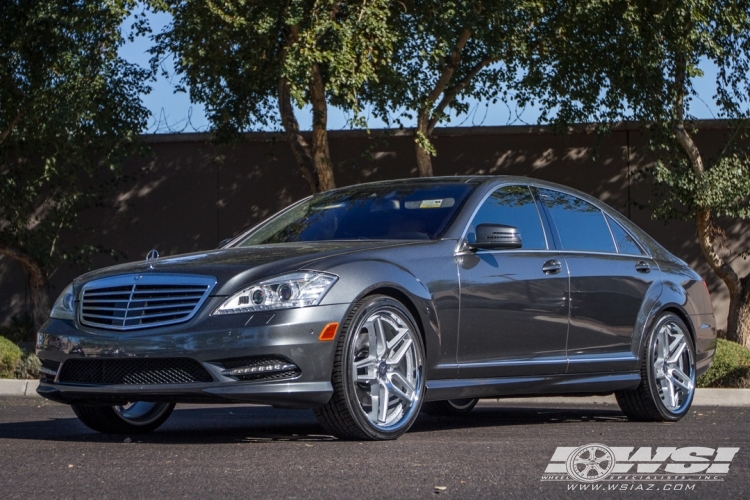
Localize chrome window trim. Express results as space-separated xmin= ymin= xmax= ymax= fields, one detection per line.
xmin=603 ymin=212 xmax=648 ymax=257
xmin=601 ymin=210 xmax=620 ymax=252
xmin=78 ymin=273 xmax=217 ymax=331
xmin=527 ymin=182 xmax=653 ymax=258
xmin=456 ymin=248 xmax=648 ymax=258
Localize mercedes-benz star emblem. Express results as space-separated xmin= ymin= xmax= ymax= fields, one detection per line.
xmin=146 ymin=249 xmax=159 ymax=269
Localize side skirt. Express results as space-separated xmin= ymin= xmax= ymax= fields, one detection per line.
xmin=424 ymin=371 xmax=640 ymax=402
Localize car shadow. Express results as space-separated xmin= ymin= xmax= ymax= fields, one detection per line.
xmin=410 ymin=405 xmax=627 ymax=434
xmin=0 ymin=403 xmax=626 ymax=444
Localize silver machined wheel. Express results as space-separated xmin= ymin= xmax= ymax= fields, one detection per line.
xmin=350 ymin=308 xmax=422 ymax=430
xmin=651 ymin=320 xmax=695 ymax=414
xmin=114 ymin=402 xmax=174 ymax=426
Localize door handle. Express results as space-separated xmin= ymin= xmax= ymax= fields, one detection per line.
xmin=635 ymin=260 xmax=651 ymax=273
xmin=542 ymin=259 xmax=562 ymax=275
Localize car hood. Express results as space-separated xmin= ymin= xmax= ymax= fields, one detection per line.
xmin=73 ymin=240 xmax=420 ymax=296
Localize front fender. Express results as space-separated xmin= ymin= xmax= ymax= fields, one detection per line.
xmin=318 ymin=257 xmax=457 ymax=379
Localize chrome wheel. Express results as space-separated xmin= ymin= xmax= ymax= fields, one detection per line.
xmin=651 ymin=320 xmax=695 ymax=414
xmin=350 ymin=308 xmax=423 ymax=430
xmin=114 ymin=402 xmax=174 ymax=426
xmin=615 ymin=313 xmax=696 ymax=422
xmin=314 ymin=295 xmax=425 ymax=440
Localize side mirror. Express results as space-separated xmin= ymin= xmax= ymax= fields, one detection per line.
xmin=468 ymin=224 xmax=522 ymax=250
xmin=218 ymin=238 xmax=232 ymax=249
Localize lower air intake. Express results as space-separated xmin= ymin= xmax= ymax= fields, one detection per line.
xmin=58 ymin=358 xmax=213 ymax=385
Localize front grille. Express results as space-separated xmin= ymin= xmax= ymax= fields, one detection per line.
xmin=79 ymin=274 xmax=216 ymax=331
xmin=58 ymin=358 xmax=214 ymax=385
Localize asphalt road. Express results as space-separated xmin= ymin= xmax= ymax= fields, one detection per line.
xmin=1 ymin=397 xmax=748 ymax=499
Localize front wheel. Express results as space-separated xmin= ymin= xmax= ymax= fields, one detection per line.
xmin=314 ymin=295 xmax=426 ymax=440
xmin=616 ymin=313 xmax=696 ymax=421
xmin=72 ymin=401 xmax=175 ymax=434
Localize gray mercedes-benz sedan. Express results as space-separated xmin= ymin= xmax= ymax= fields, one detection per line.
xmin=36 ymin=176 xmax=716 ymax=440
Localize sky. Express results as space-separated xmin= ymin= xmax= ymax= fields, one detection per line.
xmin=120 ymin=11 xmax=727 ymax=135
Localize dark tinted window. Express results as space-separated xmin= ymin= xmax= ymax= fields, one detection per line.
xmin=237 ymin=183 xmax=474 ymax=245
xmin=606 ymin=214 xmax=645 ymax=255
xmin=468 ymin=185 xmax=547 ymax=250
xmin=538 ymin=188 xmax=616 ymax=253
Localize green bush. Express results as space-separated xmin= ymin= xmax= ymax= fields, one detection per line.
xmin=14 ymin=350 xmax=41 ymax=379
xmin=0 ymin=336 xmax=23 ymax=379
xmin=698 ymin=339 xmax=750 ymax=388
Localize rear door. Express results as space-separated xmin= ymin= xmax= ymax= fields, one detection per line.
xmin=457 ymin=185 xmax=570 ymax=378
xmin=536 ymin=188 xmax=657 ymax=374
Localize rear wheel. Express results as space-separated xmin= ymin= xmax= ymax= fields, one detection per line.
xmin=422 ymin=398 xmax=479 ymax=416
xmin=616 ymin=313 xmax=696 ymax=422
xmin=72 ymin=401 xmax=175 ymax=434
xmin=314 ymin=295 xmax=425 ymax=440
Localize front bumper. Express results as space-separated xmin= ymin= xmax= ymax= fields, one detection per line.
xmin=35 ymin=302 xmax=350 ymax=408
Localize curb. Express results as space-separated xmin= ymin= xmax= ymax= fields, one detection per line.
xmin=0 ymin=380 xmax=40 ymax=397
xmin=1 ymin=381 xmax=749 ymax=406
xmin=479 ymin=389 xmax=750 ymax=407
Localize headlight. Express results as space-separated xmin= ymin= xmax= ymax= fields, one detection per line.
xmin=50 ymin=283 xmax=75 ymax=320
xmin=212 ymin=271 xmax=338 ymax=315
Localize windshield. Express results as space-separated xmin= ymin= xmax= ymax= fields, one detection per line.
xmin=235 ymin=183 xmax=475 ymax=245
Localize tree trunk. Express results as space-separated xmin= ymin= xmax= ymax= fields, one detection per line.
xmin=414 ymin=111 xmax=434 ymax=177
xmin=726 ymin=277 xmax=750 ymax=348
xmin=309 ymin=63 xmax=335 ymax=191
xmin=672 ymin=56 xmax=750 ymax=346
xmin=0 ymin=245 xmax=50 ymax=330
xmin=277 ymin=76 xmax=319 ymax=194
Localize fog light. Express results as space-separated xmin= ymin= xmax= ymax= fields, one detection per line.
xmin=224 ymin=362 xmax=298 ymax=377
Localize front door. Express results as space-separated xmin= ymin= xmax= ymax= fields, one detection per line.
xmin=457 ymin=185 xmax=569 ymax=378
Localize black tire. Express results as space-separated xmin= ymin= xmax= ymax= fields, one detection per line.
xmin=422 ymin=398 xmax=479 ymax=416
xmin=72 ymin=402 xmax=175 ymax=434
xmin=314 ymin=295 xmax=426 ymax=440
xmin=616 ymin=313 xmax=696 ymax=422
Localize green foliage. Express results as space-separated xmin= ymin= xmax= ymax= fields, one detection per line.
xmin=14 ymin=349 xmax=41 ymax=379
xmin=365 ymin=1 xmax=534 ymax=126
xmin=0 ymin=315 xmax=34 ymax=343
xmin=0 ymin=336 xmax=22 ymax=379
xmin=151 ymin=0 xmax=397 ymax=138
xmin=698 ymin=339 xmax=750 ymax=388
xmin=0 ymin=0 xmax=150 ymax=275
xmin=517 ymin=0 xmax=750 ymax=222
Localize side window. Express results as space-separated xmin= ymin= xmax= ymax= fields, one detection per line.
xmin=605 ymin=214 xmax=645 ymax=255
xmin=468 ymin=185 xmax=547 ymax=250
xmin=537 ymin=188 xmax=616 ymax=253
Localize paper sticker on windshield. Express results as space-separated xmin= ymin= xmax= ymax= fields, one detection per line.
xmin=405 ymin=198 xmax=455 ymax=209
xmin=312 ymin=203 xmax=344 ymax=211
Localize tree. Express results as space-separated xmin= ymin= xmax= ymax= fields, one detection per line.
xmin=364 ymin=0 xmax=536 ymax=177
xmin=518 ymin=0 xmax=750 ymax=346
xmin=0 ymin=0 xmax=150 ymax=329
xmin=151 ymin=0 xmax=395 ymax=193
